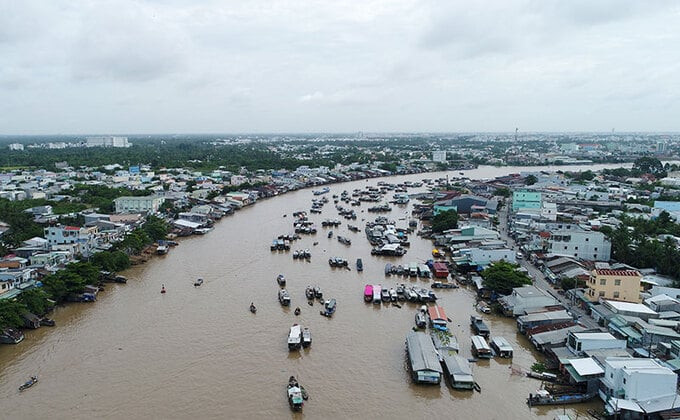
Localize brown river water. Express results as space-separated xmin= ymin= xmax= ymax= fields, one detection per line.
xmin=1 ymin=165 xmax=622 ymax=419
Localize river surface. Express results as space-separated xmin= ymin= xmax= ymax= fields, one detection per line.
xmin=1 ymin=164 xmax=630 ymax=419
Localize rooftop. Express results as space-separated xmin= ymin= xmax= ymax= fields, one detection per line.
xmin=595 ymin=269 xmax=641 ymax=277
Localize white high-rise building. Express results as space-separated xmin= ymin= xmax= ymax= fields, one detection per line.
xmin=432 ymin=151 xmax=447 ymax=162
xmin=86 ymin=136 xmax=131 ymax=148
xmin=8 ymin=143 xmax=24 ymax=151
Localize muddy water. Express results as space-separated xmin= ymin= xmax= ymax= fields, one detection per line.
xmin=0 ymin=168 xmax=612 ymax=419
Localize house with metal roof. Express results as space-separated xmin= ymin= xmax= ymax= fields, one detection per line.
xmin=405 ymin=331 xmax=442 ymax=384
xmin=498 ymin=285 xmax=561 ymax=317
xmin=441 ymin=353 xmax=474 ymax=390
xmin=567 ymin=331 xmax=626 ymax=356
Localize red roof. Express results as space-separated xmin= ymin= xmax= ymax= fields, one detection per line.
xmin=64 ymin=226 xmax=81 ymax=231
xmin=428 ymin=305 xmax=447 ymax=321
xmin=539 ymin=231 xmax=551 ymax=238
xmin=595 ymin=269 xmax=641 ymax=277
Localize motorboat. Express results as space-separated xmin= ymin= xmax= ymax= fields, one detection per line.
xmin=288 ymin=324 xmax=302 ymax=350
xmin=19 ymin=376 xmax=38 ymax=392
xmin=356 ymin=258 xmax=363 ymax=272
xmin=277 ymin=274 xmax=286 ymax=287
xmin=415 ymin=312 xmax=427 ymax=329
xmin=372 ymin=284 xmax=382 ymax=304
xmin=279 ymin=289 xmax=291 ymax=306
xmin=160 ymin=285 xmax=166 ymax=294
xmin=364 ymin=284 xmax=373 ymax=302
xmin=384 ymin=263 xmax=393 ymax=276
xmin=249 ymin=303 xmax=257 ymax=313
xmin=287 ymin=376 xmax=304 ymax=411
xmin=302 ymin=327 xmax=312 ymax=348
xmin=305 ymin=286 xmax=315 ymax=300
xmin=321 ymin=299 xmax=336 ymax=317
xmin=389 ymin=288 xmax=398 ymax=302
xmin=380 ymin=288 xmax=390 ymax=302
xmin=194 ymin=278 xmax=203 ymax=287
xmin=327 ymin=231 xmax=333 ymax=238
xmin=313 ymin=286 xmax=323 ymax=300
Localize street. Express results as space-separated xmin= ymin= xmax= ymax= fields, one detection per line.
xmin=497 ymin=202 xmax=598 ymax=329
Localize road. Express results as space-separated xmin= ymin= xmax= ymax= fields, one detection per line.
xmin=498 ymin=202 xmax=599 ymax=329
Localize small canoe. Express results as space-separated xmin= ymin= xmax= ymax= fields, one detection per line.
xmin=19 ymin=376 xmax=38 ymax=391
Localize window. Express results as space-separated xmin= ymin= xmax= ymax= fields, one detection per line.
xmin=575 ymin=246 xmax=579 ymax=250
xmin=600 ymin=279 xmax=606 ymax=286
xmin=613 ymin=292 xmax=620 ymax=298
xmin=564 ymin=246 xmax=568 ymax=250
xmin=599 ymin=291 xmax=605 ymax=297
xmin=623 ymin=378 xmax=626 ymax=384
xmin=615 ymin=279 xmax=621 ymax=286
xmin=594 ymin=247 xmax=598 ymax=251
xmin=585 ymin=238 xmax=589 ymax=242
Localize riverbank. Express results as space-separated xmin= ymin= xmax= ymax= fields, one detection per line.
xmin=1 ymin=167 xmax=615 ymax=419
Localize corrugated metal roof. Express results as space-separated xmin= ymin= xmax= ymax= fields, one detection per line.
xmin=406 ymin=332 xmax=442 ymax=373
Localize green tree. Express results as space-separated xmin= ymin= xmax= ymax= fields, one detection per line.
xmin=0 ymin=300 xmax=27 ymax=329
xmin=525 ymin=175 xmax=537 ymax=185
xmin=90 ymin=250 xmax=131 ymax=272
xmin=481 ymin=261 xmax=532 ymax=295
xmin=633 ymin=156 xmax=667 ymax=177
xmin=17 ymin=288 xmax=52 ymax=316
xmin=431 ymin=210 xmax=459 ymax=233
xmin=143 ymin=215 xmax=169 ymax=242
xmin=560 ymin=277 xmax=587 ymax=291
xmin=494 ymin=187 xmax=511 ymax=198
xmin=42 ymin=270 xmax=87 ymax=302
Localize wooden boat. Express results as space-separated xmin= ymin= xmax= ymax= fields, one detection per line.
xmin=327 ymin=231 xmax=333 ymax=238
xmin=302 ymin=327 xmax=312 ymax=348
xmin=294 ymin=307 xmax=301 ymax=316
xmin=288 ymin=324 xmax=302 ymax=350
xmin=526 ymin=371 xmax=557 ymax=381
xmin=364 ymin=285 xmax=373 ymax=302
xmin=19 ymin=376 xmax=38 ymax=391
xmin=471 ymin=335 xmax=492 ymax=359
xmin=278 ymin=289 xmax=291 ymax=306
xmin=40 ymin=318 xmax=56 ymax=327
xmin=380 ymin=288 xmax=390 ymax=302
xmin=372 ymin=285 xmax=382 ymax=304
xmin=470 ymin=316 xmax=490 ymax=338
xmin=287 ymin=376 xmax=304 ymax=411
xmin=389 ymin=288 xmax=398 ymax=302
xmin=160 ymin=285 xmax=166 ymax=294
xmin=432 ymin=281 xmax=457 ymax=289
xmin=384 ymin=263 xmax=393 ymax=276
xmin=293 ymin=250 xmax=299 ymax=259
xmin=305 ymin=286 xmax=315 ymax=300
xmin=322 ymin=299 xmax=336 ymax=317
xmin=527 ymin=390 xmax=596 ymax=406
xmin=313 ymin=286 xmax=322 ymax=300
xmin=356 ymin=258 xmax=363 ymax=272
xmin=490 ymin=336 xmax=513 ymax=358
xmin=415 ymin=312 xmax=427 ymax=329
xmin=249 ymin=303 xmax=257 ymax=313
xmin=277 ymin=274 xmax=286 ymax=287
xmin=194 ymin=278 xmax=203 ymax=287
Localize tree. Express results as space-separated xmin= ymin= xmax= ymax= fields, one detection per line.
xmin=91 ymin=250 xmax=131 ymax=272
xmin=42 ymin=270 xmax=87 ymax=302
xmin=633 ymin=156 xmax=667 ymax=178
xmin=18 ymin=288 xmax=52 ymax=316
xmin=0 ymin=300 xmax=27 ymax=329
xmin=143 ymin=215 xmax=169 ymax=242
xmin=525 ymin=175 xmax=537 ymax=185
xmin=431 ymin=210 xmax=459 ymax=233
xmin=481 ymin=261 xmax=532 ymax=295
xmin=560 ymin=277 xmax=587 ymax=291
xmin=494 ymin=187 xmax=511 ymax=198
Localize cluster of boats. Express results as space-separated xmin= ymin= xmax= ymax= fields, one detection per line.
xmin=365 ymin=217 xmax=411 ymax=248
xmin=335 ymin=205 xmax=357 ymax=220
xmin=293 ymin=220 xmax=317 ymax=235
xmin=292 ymin=249 xmax=311 ymax=260
xmin=310 ymin=196 xmax=329 ymax=213
xmin=384 ymin=262 xmax=431 ymax=277
xmin=328 ymin=257 xmax=348 ymax=267
xmin=363 ymin=284 xmax=437 ymax=304
xmin=287 ymin=324 xmax=312 ymax=350
xmin=337 ymin=236 xmax=351 ymax=245
xmin=287 ymin=376 xmax=308 ymax=411
xmin=371 ymin=244 xmax=407 ymax=256
xmin=321 ymin=218 xmax=341 ymax=227
xmin=367 ymin=204 xmax=392 ymax=213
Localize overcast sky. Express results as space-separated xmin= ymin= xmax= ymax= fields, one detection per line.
xmin=1 ymin=0 xmax=679 ymax=134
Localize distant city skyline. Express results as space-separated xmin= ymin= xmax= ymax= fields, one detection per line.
xmin=1 ymin=1 xmax=679 ymax=134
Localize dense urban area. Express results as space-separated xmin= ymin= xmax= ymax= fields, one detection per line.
xmin=3 ymin=133 xmax=680 ymax=418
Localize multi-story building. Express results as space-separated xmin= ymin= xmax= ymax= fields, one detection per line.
xmin=114 ymin=195 xmax=165 ymax=214
xmin=512 ymin=190 xmax=542 ymax=212
xmin=432 ymin=151 xmax=447 ymax=162
xmin=585 ymin=269 xmax=642 ymax=303
xmin=600 ymin=357 xmax=679 ymax=416
xmin=8 ymin=143 xmax=24 ymax=151
xmin=44 ymin=225 xmax=99 ymax=258
xmin=547 ymin=229 xmax=611 ymax=261
xmin=85 ymin=136 xmax=131 ymax=148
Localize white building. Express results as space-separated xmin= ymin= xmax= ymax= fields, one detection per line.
xmin=600 ymin=357 xmax=680 ymax=415
xmin=86 ymin=136 xmax=131 ymax=148
xmin=566 ymin=331 xmax=626 ymax=356
xmin=432 ymin=151 xmax=447 ymax=162
xmin=466 ymin=247 xmax=516 ymax=265
xmin=44 ymin=225 xmax=99 ymax=258
xmin=114 ymin=195 xmax=165 ymax=214
xmin=8 ymin=143 xmax=24 ymax=151
xmin=230 ymin=175 xmax=248 ymax=186
xmin=498 ymin=285 xmax=560 ymax=316
xmin=548 ymin=229 xmax=611 ymax=261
